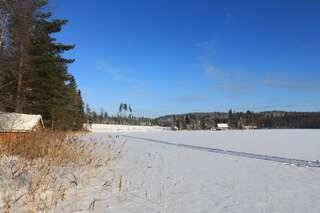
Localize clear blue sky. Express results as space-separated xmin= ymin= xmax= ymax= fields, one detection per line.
xmin=51 ymin=0 xmax=320 ymax=117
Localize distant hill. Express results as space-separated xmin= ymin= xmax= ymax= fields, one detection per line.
xmin=155 ymin=111 xmax=320 ymax=130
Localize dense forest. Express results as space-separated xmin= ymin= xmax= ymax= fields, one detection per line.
xmin=84 ymin=103 xmax=156 ymax=126
xmin=0 ymin=0 xmax=84 ymax=130
xmin=84 ymin=105 xmax=320 ymax=129
xmin=156 ymin=111 xmax=320 ymax=130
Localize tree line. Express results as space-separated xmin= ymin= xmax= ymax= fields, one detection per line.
xmin=84 ymin=103 xmax=156 ymax=126
xmin=156 ymin=110 xmax=320 ymax=130
xmin=0 ymin=0 xmax=84 ymax=130
xmin=83 ymin=105 xmax=320 ymax=129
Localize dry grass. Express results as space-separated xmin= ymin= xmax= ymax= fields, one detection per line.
xmin=1 ymin=131 xmax=100 ymax=166
xmin=0 ymin=130 xmax=120 ymax=213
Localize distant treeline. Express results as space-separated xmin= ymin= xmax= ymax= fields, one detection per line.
xmin=84 ymin=104 xmax=156 ymax=126
xmin=156 ymin=111 xmax=320 ymax=130
xmin=84 ymin=108 xmax=320 ymax=129
xmin=0 ymin=0 xmax=84 ymax=130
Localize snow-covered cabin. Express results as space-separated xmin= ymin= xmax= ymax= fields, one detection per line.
xmin=0 ymin=112 xmax=44 ymax=141
xmin=216 ymin=123 xmax=229 ymax=130
xmin=242 ymin=125 xmax=258 ymax=130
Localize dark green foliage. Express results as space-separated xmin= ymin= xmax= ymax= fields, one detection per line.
xmin=26 ymin=4 xmax=83 ymax=130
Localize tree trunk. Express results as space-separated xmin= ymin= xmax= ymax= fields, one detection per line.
xmin=15 ymin=44 xmax=24 ymax=113
xmin=0 ymin=30 xmax=3 ymax=51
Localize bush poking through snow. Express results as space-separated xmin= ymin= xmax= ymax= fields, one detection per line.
xmin=0 ymin=131 xmax=119 ymax=213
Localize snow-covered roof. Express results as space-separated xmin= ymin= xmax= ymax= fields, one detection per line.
xmin=217 ymin=123 xmax=229 ymax=128
xmin=0 ymin=112 xmax=44 ymax=133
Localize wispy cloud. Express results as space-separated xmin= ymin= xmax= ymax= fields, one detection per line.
xmin=203 ymin=64 xmax=224 ymax=79
xmin=198 ymin=38 xmax=254 ymax=97
xmin=216 ymin=81 xmax=252 ymax=94
xmin=196 ymin=39 xmax=216 ymax=61
xmin=170 ymin=95 xmax=206 ymax=104
xmin=203 ymin=63 xmax=254 ymax=96
xmin=96 ymin=61 xmax=127 ymax=81
xmin=262 ymin=78 xmax=320 ymax=91
xmin=127 ymin=86 xmax=157 ymax=100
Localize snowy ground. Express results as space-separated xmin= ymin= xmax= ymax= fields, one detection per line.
xmin=68 ymin=129 xmax=320 ymax=213
xmin=84 ymin=124 xmax=170 ymax=133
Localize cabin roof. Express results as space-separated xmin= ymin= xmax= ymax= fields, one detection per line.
xmin=0 ymin=112 xmax=44 ymax=133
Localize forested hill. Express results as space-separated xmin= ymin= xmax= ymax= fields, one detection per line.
xmin=156 ymin=111 xmax=320 ymax=130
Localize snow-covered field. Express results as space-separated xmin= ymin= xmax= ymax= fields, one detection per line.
xmin=78 ymin=129 xmax=320 ymax=212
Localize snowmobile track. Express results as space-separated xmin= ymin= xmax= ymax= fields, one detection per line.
xmin=121 ymin=135 xmax=320 ymax=168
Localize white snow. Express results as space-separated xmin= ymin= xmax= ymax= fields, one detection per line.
xmin=3 ymin=129 xmax=318 ymax=212
xmin=84 ymin=124 xmax=171 ymax=133
xmin=124 ymin=130 xmax=320 ymax=161
xmin=71 ymin=129 xmax=320 ymax=212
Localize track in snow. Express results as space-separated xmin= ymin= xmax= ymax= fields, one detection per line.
xmin=121 ymin=135 xmax=320 ymax=168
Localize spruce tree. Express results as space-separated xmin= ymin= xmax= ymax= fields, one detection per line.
xmin=26 ymin=0 xmax=83 ymax=130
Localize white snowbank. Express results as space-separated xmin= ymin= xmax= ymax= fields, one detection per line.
xmin=84 ymin=124 xmax=171 ymax=133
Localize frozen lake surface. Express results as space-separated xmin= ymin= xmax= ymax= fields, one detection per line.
xmin=71 ymin=130 xmax=320 ymax=212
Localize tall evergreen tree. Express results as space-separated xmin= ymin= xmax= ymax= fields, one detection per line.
xmin=64 ymin=76 xmax=84 ymax=130
xmin=1 ymin=0 xmax=30 ymax=111
xmin=0 ymin=0 xmax=38 ymax=112
xmin=27 ymin=3 xmax=83 ymax=129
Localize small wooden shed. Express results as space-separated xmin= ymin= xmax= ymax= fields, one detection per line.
xmin=0 ymin=112 xmax=44 ymax=142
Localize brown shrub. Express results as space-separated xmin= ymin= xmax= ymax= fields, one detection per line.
xmin=0 ymin=130 xmax=121 ymax=212
xmin=0 ymin=130 xmax=99 ymax=166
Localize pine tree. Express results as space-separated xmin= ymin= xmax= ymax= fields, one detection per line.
xmin=0 ymin=0 xmax=34 ymax=111
xmin=64 ymin=76 xmax=84 ymax=130
xmin=25 ymin=1 xmax=83 ymax=130
xmin=1 ymin=0 xmax=36 ymax=112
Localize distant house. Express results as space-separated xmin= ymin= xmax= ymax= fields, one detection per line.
xmin=216 ymin=123 xmax=229 ymax=131
xmin=0 ymin=112 xmax=44 ymax=141
xmin=242 ymin=125 xmax=258 ymax=130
